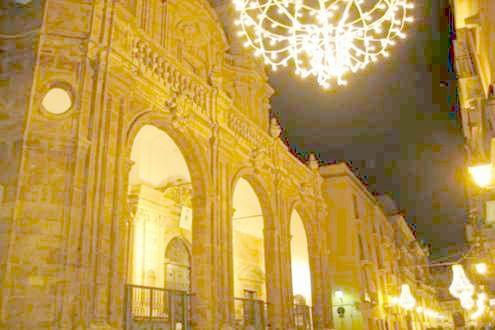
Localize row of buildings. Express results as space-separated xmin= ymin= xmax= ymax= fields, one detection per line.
xmin=0 ymin=0 xmax=460 ymax=329
xmin=449 ymin=0 xmax=495 ymax=327
xmin=323 ymin=165 xmax=450 ymax=330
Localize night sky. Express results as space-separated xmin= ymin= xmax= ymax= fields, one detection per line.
xmin=268 ymin=0 xmax=467 ymax=257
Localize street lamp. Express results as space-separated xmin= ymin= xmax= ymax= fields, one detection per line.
xmin=468 ymin=163 xmax=493 ymax=188
xmin=475 ymin=262 xmax=488 ymax=275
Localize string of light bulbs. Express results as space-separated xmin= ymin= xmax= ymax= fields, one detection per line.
xmin=233 ymin=0 xmax=415 ymax=88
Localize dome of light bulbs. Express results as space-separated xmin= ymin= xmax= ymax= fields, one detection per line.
xmin=233 ymin=0 xmax=414 ymax=88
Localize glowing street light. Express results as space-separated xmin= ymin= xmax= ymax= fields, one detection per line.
xmin=449 ymin=264 xmax=474 ymax=299
xmin=475 ymin=262 xmax=488 ymax=275
xmin=233 ymin=0 xmax=414 ymax=89
xmin=470 ymin=293 xmax=487 ymax=320
xmin=468 ymin=164 xmax=493 ymax=188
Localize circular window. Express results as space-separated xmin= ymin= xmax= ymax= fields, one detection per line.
xmin=41 ymin=87 xmax=72 ymax=115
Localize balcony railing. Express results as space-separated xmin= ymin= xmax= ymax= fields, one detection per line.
xmin=234 ymin=297 xmax=267 ymax=330
xmin=125 ymin=284 xmax=191 ymax=330
xmin=293 ymin=304 xmax=312 ymax=330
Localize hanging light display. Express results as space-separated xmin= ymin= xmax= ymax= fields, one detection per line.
xmin=460 ymin=294 xmax=475 ymax=310
xmin=398 ymin=284 xmax=416 ymax=310
xmin=449 ymin=264 xmax=474 ymax=299
xmin=470 ymin=293 xmax=487 ymax=320
xmin=233 ymin=0 xmax=414 ymax=88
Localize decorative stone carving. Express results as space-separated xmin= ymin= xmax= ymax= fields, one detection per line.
xmin=269 ymin=117 xmax=281 ymax=138
xmin=160 ymin=179 xmax=193 ymax=207
xmin=307 ymin=153 xmax=319 ymax=171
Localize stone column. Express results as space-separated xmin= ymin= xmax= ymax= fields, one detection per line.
xmin=264 ymin=224 xmax=284 ymax=329
xmin=280 ymin=206 xmax=296 ymax=330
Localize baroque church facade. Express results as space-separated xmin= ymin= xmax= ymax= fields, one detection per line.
xmin=1 ymin=0 xmax=333 ymax=329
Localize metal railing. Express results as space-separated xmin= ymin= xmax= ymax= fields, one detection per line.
xmin=234 ymin=297 xmax=267 ymax=330
xmin=293 ymin=304 xmax=312 ymax=330
xmin=125 ymin=284 xmax=191 ymax=330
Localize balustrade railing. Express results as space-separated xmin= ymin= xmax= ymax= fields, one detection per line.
xmin=294 ymin=304 xmax=313 ymax=330
xmin=234 ymin=297 xmax=267 ymax=330
xmin=125 ymin=284 xmax=191 ymax=330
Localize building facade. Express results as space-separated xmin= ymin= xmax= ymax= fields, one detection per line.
xmin=450 ymin=0 xmax=495 ymax=326
xmin=0 ymin=0 xmax=450 ymax=329
xmin=321 ymin=165 xmax=450 ymax=330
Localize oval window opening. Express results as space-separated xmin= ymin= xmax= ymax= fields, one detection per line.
xmin=42 ymin=88 xmax=72 ymax=115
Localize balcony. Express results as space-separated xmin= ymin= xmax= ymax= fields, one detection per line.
xmin=293 ymin=304 xmax=313 ymax=330
xmin=124 ymin=284 xmax=191 ymax=330
xmin=234 ymin=297 xmax=268 ymax=330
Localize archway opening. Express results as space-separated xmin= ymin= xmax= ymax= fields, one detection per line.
xmin=232 ymin=177 xmax=266 ymax=328
xmin=126 ymin=125 xmax=193 ymax=328
xmin=290 ymin=210 xmax=312 ymax=329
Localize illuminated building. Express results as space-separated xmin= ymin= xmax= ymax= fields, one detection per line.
xmin=0 ymin=0 xmax=451 ymax=329
xmin=321 ymin=165 xmax=450 ymax=330
xmin=450 ymin=1 xmax=495 ymax=326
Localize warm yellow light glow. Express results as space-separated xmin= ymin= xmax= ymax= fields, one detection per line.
xmin=291 ymin=261 xmax=312 ymax=304
xmin=233 ymin=0 xmax=414 ymax=88
xmin=489 ymin=298 xmax=495 ymax=307
xmin=290 ymin=211 xmax=312 ymax=305
xmin=42 ymin=87 xmax=72 ymax=114
xmin=398 ymin=284 xmax=416 ymax=310
xmin=475 ymin=262 xmax=488 ymax=274
xmin=335 ymin=290 xmax=344 ymax=300
xmin=460 ymin=293 xmax=475 ymax=310
xmin=449 ymin=264 xmax=474 ymax=299
xmin=470 ymin=293 xmax=487 ymax=320
xmin=468 ymin=164 xmax=493 ymax=188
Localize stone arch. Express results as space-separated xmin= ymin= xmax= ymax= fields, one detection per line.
xmin=164 ymin=236 xmax=192 ymax=291
xmin=165 ymin=236 xmax=192 ymax=265
xmin=229 ymin=168 xmax=273 ymax=299
xmin=230 ymin=167 xmax=275 ymax=227
xmin=122 ymin=110 xmax=212 ymax=326
xmin=230 ymin=166 xmax=286 ymax=327
xmin=289 ymin=200 xmax=316 ymax=241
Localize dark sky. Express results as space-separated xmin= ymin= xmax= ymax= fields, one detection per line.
xmin=268 ymin=0 xmax=467 ymax=257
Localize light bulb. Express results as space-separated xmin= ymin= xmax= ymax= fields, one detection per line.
xmin=475 ymin=262 xmax=487 ymax=274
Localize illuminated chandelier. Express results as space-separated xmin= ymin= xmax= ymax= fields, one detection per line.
xmin=233 ymin=0 xmax=415 ymax=88
xmin=470 ymin=293 xmax=487 ymax=320
xmin=449 ymin=264 xmax=475 ymax=300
